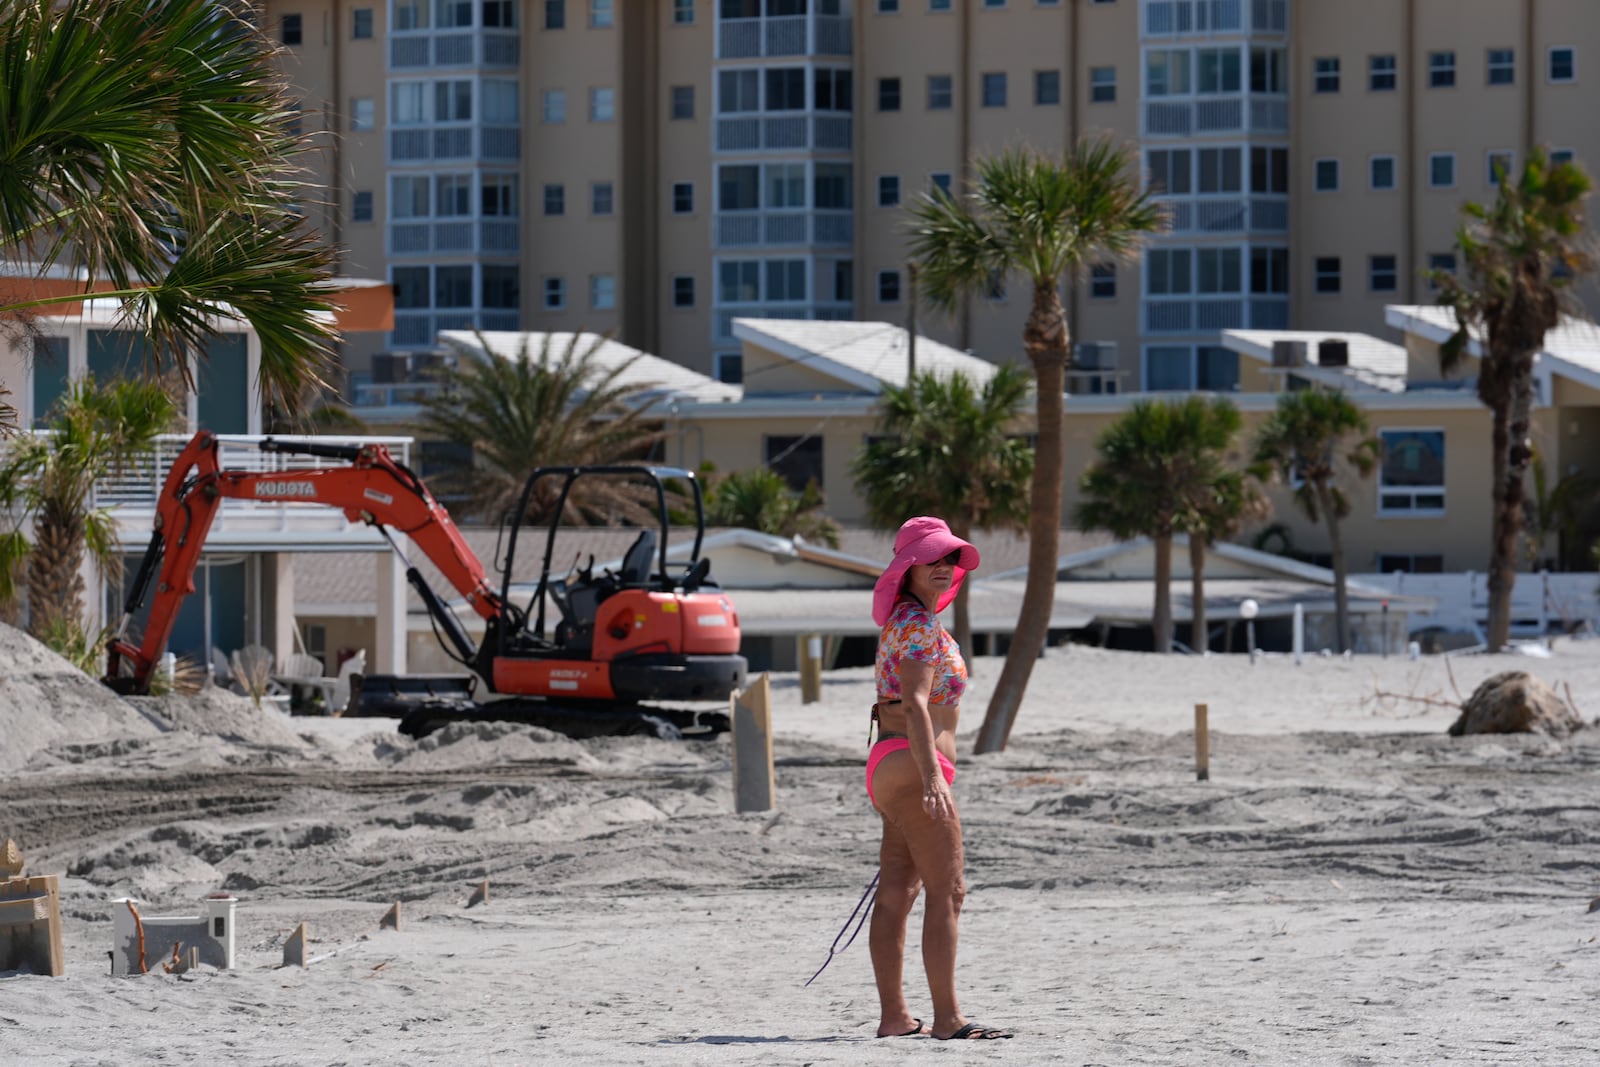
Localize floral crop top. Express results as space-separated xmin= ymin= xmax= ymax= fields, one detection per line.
xmin=875 ymin=599 xmax=967 ymax=706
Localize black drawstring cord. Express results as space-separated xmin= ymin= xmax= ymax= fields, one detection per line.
xmin=804 ymin=870 xmax=879 ymax=987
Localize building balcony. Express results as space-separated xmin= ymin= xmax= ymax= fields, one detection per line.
xmin=1159 ymin=196 xmax=1287 ymax=235
xmin=390 ymin=29 xmax=519 ymax=69
xmin=715 ymin=113 xmax=851 ymax=153
xmin=1144 ymin=295 xmax=1287 ymax=334
xmin=1143 ymin=0 xmax=1285 ymax=37
xmin=389 ymin=124 xmax=520 ymax=165
xmin=1143 ymin=95 xmax=1287 ymax=137
xmin=388 ymin=219 xmax=520 ymax=257
xmin=717 ymin=14 xmax=851 ymax=59
xmin=715 ymin=209 xmax=852 ymax=249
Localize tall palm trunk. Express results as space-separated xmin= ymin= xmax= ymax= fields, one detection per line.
xmin=977 ymin=281 xmax=1067 ymax=753
xmin=1488 ymin=363 xmax=1538 ymax=650
xmin=1318 ymin=483 xmax=1350 ymax=652
xmin=1188 ymin=535 xmax=1207 ymax=653
xmin=28 ymin=502 xmax=87 ymax=640
xmin=1152 ymin=532 xmax=1174 ymax=653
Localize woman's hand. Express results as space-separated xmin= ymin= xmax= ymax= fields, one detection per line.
xmin=923 ymin=775 xmax=955 ymax=821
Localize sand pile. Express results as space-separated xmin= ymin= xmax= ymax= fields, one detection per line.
xmin=127 ymin=686 xmax=307 ymax=750
xmin=0 ymin=622 xmax=159 ymax=772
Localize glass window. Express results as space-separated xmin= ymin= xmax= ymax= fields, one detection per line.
xmin=1198 ymin=48 xmax=1241 ymax=94
xmin=719 ymin=165 xmax=759 ymax=210
xmin=590 ymin=87 xmax=615 ymax=121
xmin=1427 ymin=252 xmax=1456 ymax=289
xmin=672 ymin=180 xmax=695 ymax=214
xmin=1147 ymin=248 xmax=1192 ymax=295
xmin=1551 ymin=148 xmax=1576 ymax=165
xmin=719 ymin=261 xmax=760 ymax=303
xmin=1314 ymin=158 xmax=1339 ymax=191
xmin=352 ymin=190 xmax=374 ymax=222
xmin=438 ymin=0 xmax=472 ymax=28
xmin=392 ymin=82 xmax=426 ymax=124
xmin=715 ymin=353 xmax=743 ymax=384
xmin=877 ymin=0 xmax=899 ymax=10
xmin=765 ymin=435 xmax=823 ymax=491
xmin=1145 ymin=346 xmax=1192 ymax=391
xmin=590 ymin=0 xmax=613 ymax=28
xmin=591 ymin=181 xmax=614 ymax=215
xmin=393 ymin=267 xmax=430 ymax=309
xmin=767 ymin=163 xmax=806 ymax=209
xmin=929 ymin=172 xmax=952 ymax=195
xmin=482 ymin=265 xmax=519 ymax=309
xmin=981 ymin=72 xmax=1007 ymax=107
xmin=1487 ymin=48 xmax=1515 ymax=86
xmin=815 ymin=68 xmax=852 ymax=112
xmin=832 ymin=260 xmax=853 ymax=302
xmin=435 ymin=266 xmax=473 ymax=308
xmin=670 ymin=85 xmax=694 ymax=120
xmin=1197 ymin=147 xmax=1242 ymax=193
xmin=815 ymin=163 xmax=852 ymax=209
xmin=1429 ymin=152 xmax=1456 ymax=188
xmin=350 ymin=97 xmax=375 ymax=131
xmin=1147 ymin=49 xmax=1191 ymax=96
xmin=1250 ymin=47 xmax=1286 ymax=93
xmin=1035 ymin=70 xmax=1061 ymax=105
xmin=672 ymin=275 xmax=695 ymax=308
xmin=1370 ymin=54 xmax=1397 ymax=91
xmin=353 ymin=8 xmax=374 ymax=38
xmin=391 ymin=175 xmax=431 ymax=218
xmin=1197 ymin=346 xmax=1238 ymax=392
xmin=878 ymin=174 xmax=900 ymax=206
xmin=1487 ymin=151 xmax=1514 ymax=185
xmin=929 ymin=0 xmax=950 ymax=10
xmin=281 ymin=13 xmax=302 ymax=45
xmin=1549 ymin=47 xmax=1575 ymax=83
xmin=1314 ymin=57 xmax=1339 ymax=93
xmin=1370 ymin=155 xmax=1397 ymax=190
xmin=1379 ymin=430 xmax=1446 ymax=513
xmin=766 ymin=68 xmax=806 ymax=110
xmin=482 ymin=174 xmax=518 ymax=217
xmin=542 ymin=89 xmax=566 ymax=123
xmin=719 ymin=70 xmax=760 ymax=112
xmin=1370 ymin=255 xmax=1398 ymax=292
xmin=543 ymin=276 xmax=566 ymax=310
xmin=544 ymin=0 xmax=565 ymax=28
xmin=1251 ymin=247 xmax=1289 ymax=293
xmin=591 ymin=274 xmax=616 ymax=310
xmin=483 ymin=0 xmax=515 ymax=27
xmin=482 ymin=80 xmax=518 ymax=123
xmin=1429 ymin=50 xmax=1456 ymax=88
xmin=435 ymin=79 xmax=472 ymax=122
xmin=674 ymin=0 xmax=695 ymax=23
xmin=1314 ymin=256 xmax=1341 ymax=294
xmin=395 ymin=0 xmax=428 ymax=30
xmin=1148 ymin=149 xmax=1191 ymax=195
xmin=543 ymin=182 xmax=565 ymax=215
xmin=877 ymin=269 xmax=900 ymax=303
xmin=1197 ymin=248 xmax=1242 ymax=293
xmin=1090 ymin=263 xmax=1116 ymax=299
xmin=878 ymin=77 xmax=901 ymax=111
xmin=766 ymin=259 xmax=806 ymax=302
xmin=1251 ymin=146 xmax=1288 ymax=194
xmin=1090 ymin=66 xmax=1116 ymax=103
xmin=928 ymin=74 xmax=953 ymax=109
xmin=436 ymin=174 xmax=472 ymax=216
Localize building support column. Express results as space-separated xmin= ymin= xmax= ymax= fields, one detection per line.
xmin=268 ymin=553 xmax=297 ymax=670
xmin=374 ymin=544 xmax=408 ymax=675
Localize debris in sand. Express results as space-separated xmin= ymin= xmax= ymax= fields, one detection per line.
xmin=1448 ymin=671 xmax=1585 ymax=739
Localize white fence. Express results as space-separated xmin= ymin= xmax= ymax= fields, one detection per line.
xmin=1353 ymin=571 xmax=1600 ymax=640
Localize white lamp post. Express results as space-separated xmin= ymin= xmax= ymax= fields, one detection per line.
xmin=1240 ymin=598 xmax=1260 ymax=664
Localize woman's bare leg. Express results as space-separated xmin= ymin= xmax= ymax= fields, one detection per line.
xmin=868 ymin=814 xmax=923 ymax=1036
xmin=871 ymin=750 xmax=967 ymax=1037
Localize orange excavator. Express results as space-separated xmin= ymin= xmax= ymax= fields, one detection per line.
xmin=103 ymin=431 xmax=748 ymax=738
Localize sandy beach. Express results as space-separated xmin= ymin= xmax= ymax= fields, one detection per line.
xmin=2 ymin=628 xmax=1598 ymax=1065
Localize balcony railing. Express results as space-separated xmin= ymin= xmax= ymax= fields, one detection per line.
xmin=1144 ymin=295 xmax=1287 ymax=334
xmin=389 ymin=124 xmax=520 ymax=164
xmin=389 ymin=219 xmax=520 ymax=257
xmin=1143 ymin=94 xmax=1287 ymax=136
xmin=1159 ymin=196 xmax=1287 ymax=235
xmin=716 ymin=14 xmax=851 ymax=59
xmin=350 ymin=380 xmax=445 ymax=409
xmin=715 ymin=114 xmax=851 ymax=153
xmin=389 ymin=29 xmax=519 ymax=69
xmin=1143 ymin=0 xmax=1284 ymax=35
xmin=715 ymin=209 xmax=853 ymax=249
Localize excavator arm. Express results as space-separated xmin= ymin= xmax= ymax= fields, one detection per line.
xmin=104 ymin=431 xmax=506 ymax=694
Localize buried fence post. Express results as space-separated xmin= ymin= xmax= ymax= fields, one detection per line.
xmin=1194 ymin=703 xmax=1210 ymax=782
xmin=799 ymin=634 xmax=824 ymax=704
xmin=283 ymin=922 xmax=308 ymax=969
xmin=731 ymin=672 xmax=775 ymax=813
xmin=1292 ymin=603 xmax=1304 ymax=666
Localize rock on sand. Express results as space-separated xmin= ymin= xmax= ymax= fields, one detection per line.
xmin=1447 ymin=669 xmax=1585 ymax=738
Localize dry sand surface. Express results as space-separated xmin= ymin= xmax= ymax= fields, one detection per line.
xmin=1 ymin=623 xmax=1599 ymax=1065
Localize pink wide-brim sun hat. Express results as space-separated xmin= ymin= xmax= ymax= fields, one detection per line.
xmin=872 ymin=516 xmax=980 ymax=627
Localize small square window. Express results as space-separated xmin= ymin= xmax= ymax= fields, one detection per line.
xmin=1429 ymin=50 xmax=1456 ymax=88
xmin=591 ymin=274 xmax=616 ymax=310
xmin=983 ymin=0 xmax=1005 ymax=7
xmin=981 ymin=72 xmax=1007 ymax=107
xmin=1370 ymin=54 xmax=1397 ymax=91
xmin=1314 ymin=256 xmax=1341 ymax=294
xmin=1429 ymin=152 xmax=1456 ymax=188
xmin=670 ymin=85 xmax=694 ymax=120
xmin=1090 ymin=263 xmax=1116 ymax=300
xmin=1314 ymin=158 xmax=1340 ymax=192
xmin=672 ymin=181 xmax=694 ymax=214
xmin=1314 ymin=57 xmax=1340 ymax=93
xmin=543 ymin=183 xmax=565 ymax=216
xmin=878 ymin=78 xmax=901 ymax=112
xmin=715 ymin=353 xmax=743 ymax=384
xmin=1090 ymin=66 xmax=1116 ymax=103
xmin=1034 ymin=70 xmax=1061 ymax=106
xmin=1369 ymin=254 xmax=1398 ymax=292
xmin=1370 ymin=156 xmax=1397 ymax=190
xmin=930 ymin=172 xmax=952 ymax=195
xmin=591 ymin=181 xmax=614 ymax=216
xmin=878 ymin=175 xmax=900 ymax=207
xmin=877 ymin=0 xmax=899 ymax=12
xmin=1427 ymin=252 xmax=1457 ymax=289
xmin=673 ymin=0 xmax=694 ymax=24
xmin=543 ymin=90 xmax=567 ymax=124
xmin=545 ymin=0 xmax=566 ymax=29
xmin=1549 ymin=46 xmax=1575 ymax=83
xmin=352 ymin=8 xmax=373 ymax=39
xmin=877 ymin=269 xmax=901 ymax=303
xmin=1551 ymin=148 xmax=1576 ymax=166
xmin=1487 ymin=48 xmax=1515 ymax=86
xmin=985 ymin=269 xmax=1006 ymax=302
xmin=543 ymin=276 xmax=567 ymax=310
xmin=350 ymin=97 xmax=375 ymax=131
xmin=590 ymin=0 xmax=613 ymax=28
xmin=281 ymin=13 xmax=302 ymax=45
xmin=672 ymin=275 xmax=695 ymax=308
xmin=1487 ymin=151 xmax=1515 ymax=186
xmin=590 ymin=87 xmax=615 ymax=122
xmin=929 ymin=0 xmax=951 ymax=9
xmin=927 ymin=75 xmax=953 ymax=110
xmin=352 ymin=191 xmax=374 ymax=223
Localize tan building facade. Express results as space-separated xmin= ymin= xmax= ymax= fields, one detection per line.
xmin=258 ymin=0 xmax=1600 ymax=403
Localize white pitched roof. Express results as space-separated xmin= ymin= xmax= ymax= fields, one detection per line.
xmin=732 ymin=318 xmax=1003 ymax=392
xmin=1386 ymin=305 xmax=1600 ymax=390
xmin=438 ymin=330 xmax=742 ymax=405
xmin=1221 ymin=330 xmax=1408 ymax=393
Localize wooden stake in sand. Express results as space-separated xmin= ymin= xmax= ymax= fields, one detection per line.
xmin=731 ymin=672 xmax=775 ymax=813
xmin=380 ymin=902 xmax=402 ymax=931
xmin=467 ymin=880 xmax=489 ymax=909
xmin=1195 ymin=703 xmax=1211 ymax=782
xmin=283 ymin=922 xmax=308 ymax=969
xmin=799 ymin=634 xmax=823 ymax=704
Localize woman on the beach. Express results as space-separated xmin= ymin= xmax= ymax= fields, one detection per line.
xmin=865 ymin=516 xmax=1012 ymax=1041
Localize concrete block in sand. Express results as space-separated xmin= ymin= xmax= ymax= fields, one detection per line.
xmin=0 ymin=623 xmax=158 ymax=771
xmin=1448 ymin=671 xmax=1583 ymax=738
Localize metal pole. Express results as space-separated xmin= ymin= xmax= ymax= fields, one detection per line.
xmin=906 ymin=262 xmax=918 ymax=382
xmin=1381 ymin=599 xmax=1390 ymax=658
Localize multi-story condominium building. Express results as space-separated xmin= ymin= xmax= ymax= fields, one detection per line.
xmin=264 ymin=0 xmax=1600 ymax=405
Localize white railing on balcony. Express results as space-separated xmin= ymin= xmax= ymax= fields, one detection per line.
xmin=815 ymin=14 xmax=850 ymax=54
xmin=387 ymin=219 xmax=521 ymax=257
xmin=714 ymin=209 xmax=853 ymax=249
xmin=351 ymin=380 xmax=445 ymax=408
xmin=715 ymin=114 xmax=852 ymax=153
xmin=716 ymin=14 xmax=852 ymax=59
xmin=389 ymin=125 xmax=519 ymax=164
xmin=1249 ymin=296 xmax=1289 ymax=329
xmin=1144 ymin=0 xmax=1243 ymax=36
xmin=1144 ymin=297 xmax=1249 ymax=334
xmin=765 ymin=15 xmax=806 ymax=55
xmin=1143 ymin=94 xmax=1287 ymax=137
xmin=390 ymin=29 xmax=519 ymax=69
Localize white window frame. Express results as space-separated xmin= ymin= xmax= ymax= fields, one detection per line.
xmin=1368 ymin=154 xmax=1397 ymax=191
xmin=1487 ymin=150 xmax=1515 ymax=186
xmin=1313 ymin=157 xmax=1340 ymax=192
xmin=1089 ymin=66 xmax=1116 ymax=103
xmin=877 ymin=174 xmax=901 ymax=207
xmin=929 ymin=172 xmax=953 ymax=194
xmin=589 ymin=0 xmax=613 ymax=28
xmin=1550 ymin=147 xmax=1576 ymax=166
xmin=672 ymin=0 xmax=694 ymax=24
xmin=1487 ymin=47 xmax=1515 ymax=86
xmin=1548 ymin=45 xmax=1576 ymax=84
xmin=671 ymin=274 xmax=695 ymax=308
xmin=1089 ymin=263 xmax=1116 ymax=300
xmin=543 ymin=276 xmax=567 ymax=310
xmin=671 ymin=180 xmax=694 ymax=215
xmin=590 ymin=87 xmax=615 ymax=122
xmin=1313 ymin=256 xmax=1341 ymax=295
xmin=1369 ymin=54 xmax=1397 ymax=91
xmin=590 ymin=273 xmax=616 ymax=310
xmin=1368 ymin=254 xmax=1398 ymax=293
xmin=1428 ymin=152 xmax=1456 ymax=189
xmin=1313 ymin=56 xmax=1339 ymax=93
xmin=713 ymin=352 xmax=743 ymax=384
xmin=1377 ymin=427 xmax=1447 ymax=517
xmin=542 ymin=89 xmax=567 ymax=124
xmin=1428 ymin=50 xmax=1456 ymax=88
xmin=876 ymin=268 xmax=901 ymax=303
xmin=350 ymin=97 xmax=376 ymax=131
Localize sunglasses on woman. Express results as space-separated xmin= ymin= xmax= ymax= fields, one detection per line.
xmin=938 ymin=550 xmax=962 ymax=566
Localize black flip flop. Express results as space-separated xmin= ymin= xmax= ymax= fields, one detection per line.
xmin=877 ymin=1018 xmax=926 ymax=1038
xmin=933 ymin=1022 xmax=1013 ymax=1041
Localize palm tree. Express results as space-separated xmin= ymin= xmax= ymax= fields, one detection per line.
xmin=0 ymin=0 xmax=339 ymax=425
xmin=1251 ymin=388 xmax=1379 ymax=653
xmin=909 ymin=141 xmax=1164 ymax=752
xmin=851 ymin=366 xmax=1033 ymax=656
xmin=1184 ymin=466 xmax=1269 ymax=653
xmin=0 ymin=377 xmax=179 ymax=644
xmin=704 ymin=467 xmax=842 ymax=548
xmin=1433 ymin=150 xmax=1595 ymax=650
xmin=421 ymin=333 xmax=663 ymax=526
xmin=1075 ymin=397 xmax=1244 ymax=655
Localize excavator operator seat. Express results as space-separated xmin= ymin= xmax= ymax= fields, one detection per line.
xmin=618 ymin=529 xmax=658 ymax=587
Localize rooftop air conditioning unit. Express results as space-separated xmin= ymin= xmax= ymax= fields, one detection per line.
xmin=371 ymin=353 xmax=409 ymax=384
xmin=1271 ymin=340 xmax=1308 ymax=368
xmin=1074 ymin=342 xmax=1118 ymax=372
xmin=1318 ymin=339 xmax=1350 ymax=367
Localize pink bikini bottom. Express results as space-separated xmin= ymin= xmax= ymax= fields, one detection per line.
xmin=865 ymin=738 xmax=956 ymax=808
